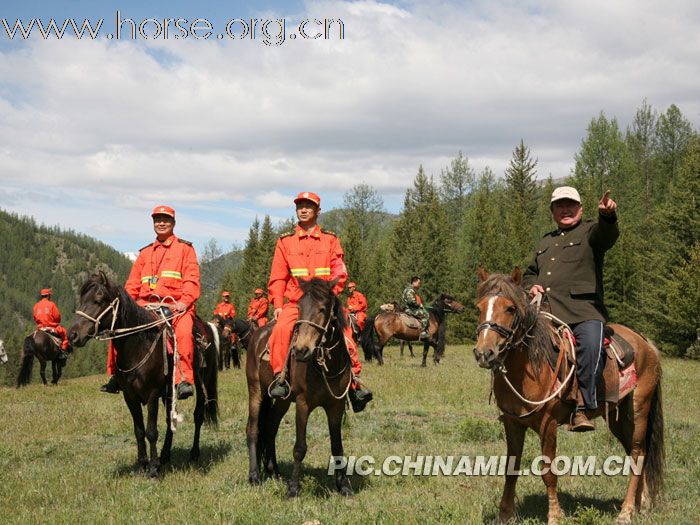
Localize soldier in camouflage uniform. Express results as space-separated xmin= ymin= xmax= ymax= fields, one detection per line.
xmin=402 ymin=276 xmax=430 ymax=341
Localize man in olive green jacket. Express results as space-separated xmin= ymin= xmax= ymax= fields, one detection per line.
xmin=522 ymin=186 xmax=618 ymax=431
xmin=402 ymin=276 xmax=430 ymax=341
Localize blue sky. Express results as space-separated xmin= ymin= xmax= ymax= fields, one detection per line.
xmin=1 ymin=1 xmax=698 ymax=255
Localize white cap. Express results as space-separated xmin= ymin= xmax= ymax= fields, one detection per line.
xmin=551 ymin=186 xmax=581 ymax=204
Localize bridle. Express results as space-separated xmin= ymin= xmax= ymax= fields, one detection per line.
xmin=292 ymin=299 xmax=351 ymax=400
xmin=475 ymin=293 xmax=534 ymax=367
xmin=75 ymin=291 xmax=182 ymax=341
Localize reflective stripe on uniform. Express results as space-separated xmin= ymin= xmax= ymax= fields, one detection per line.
xmin=141 ymin=276 xmax=154 ymax=283
xmin=160 ymin=271 xmax=182 ymax=279
xmin=290 ymin=268 xmax=309 ymax=277
xmin=314 ymin=267 xmax=331 ymax=276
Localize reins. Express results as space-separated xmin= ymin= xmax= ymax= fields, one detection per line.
xmin=292 ymin=307 xmax=353 ymax=400
xmin=479 ymin=293 xmax=576 ymax=418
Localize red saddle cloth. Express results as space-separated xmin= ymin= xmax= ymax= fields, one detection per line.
xmin=604 ymin=337 xmax=637 ymax=400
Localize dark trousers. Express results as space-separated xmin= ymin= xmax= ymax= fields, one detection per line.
xmin=571 ymin=320 xmax=605 ymax=410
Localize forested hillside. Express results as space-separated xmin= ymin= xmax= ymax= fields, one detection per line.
xmin=222 ymin=102 xmax=699 ymax=358
xmin=0 ymin=210 xmax=133 ymax=385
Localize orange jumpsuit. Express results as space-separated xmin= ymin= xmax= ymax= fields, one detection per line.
xmin=248 ymin=296 xmax=269 ymax=327
xmin=213 ymin=301 xmax=236 ymax=319
xmin=33 ymin=298 xmax=70 ymax=350
xmin=268 ymin=224 xmax=361 ymax=378
xmin=107 ymin=235 xmax=200 ymax=384
xmin=347 ymin=290 xmax=368 ymax=331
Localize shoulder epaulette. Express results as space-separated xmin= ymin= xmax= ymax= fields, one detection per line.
xmin=321 ymin=229 xmax=337 ymax=237
xmin=177 ymin=238 xmax=193 ymax=246
xmin=280 ymin=230 xmax=295 ymax=238
xmin=139 ymin=243 xmax=152 ymax=251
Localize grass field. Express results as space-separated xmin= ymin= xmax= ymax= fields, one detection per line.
xmin=1 ymin=345 xmax=699 ymax=525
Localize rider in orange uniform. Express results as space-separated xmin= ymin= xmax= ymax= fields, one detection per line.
xmin=101 ymin=205 xmax=200 ymax=400
xmin=346 ymin=282 xmax=368 ymax=332
xmin=267 ymin=192 xmax=372 ymax=412
xmin=248 ymin=288 xmax=269 ymax=327
xmin=214 ymin=291 xmax=236 ymax=319
xmin=33 ymin=288 xmax=71 ymax=356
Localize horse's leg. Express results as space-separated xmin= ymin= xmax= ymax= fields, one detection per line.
xmin=190 ymin=378 xmax=205 ymax=461
xmin=421 ymin=344 xmax=428 ymax=367
xmin=538 ymin=416 xmax=564 ymax=525
xmin=39 ymin=359 xmax=47 ymax=385
xmin=51 ymin=361 xmax=59 ymax=384
xmin=160 ymin=394 xmax=173 ymax=465
xmin=408 ymin=341 xmax=414 ymax=357
xmin=326 ymin=402 xmax=352 ymax=496
xmin=145 ymin=394 xmax=161 ymax=478
xmin=496 ymin=418 xmax=527 ymax=524
xmin=246 ymin=384 xmax=264 ymax=484
xmin=263 ymin=400 xmax=289 ymax=478
xmin=399 ymin=340 xmax=404 ymax=357
xmin=616 ymin=391 xmax=654 ymax=525
xmin=125 ymin=396 xmax=148 ymax=470
xmin=288 ymin=401 xmax=310 ymax=498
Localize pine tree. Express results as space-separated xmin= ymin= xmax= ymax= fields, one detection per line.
xmin=503 ymin=139 xmax=538 ymax=265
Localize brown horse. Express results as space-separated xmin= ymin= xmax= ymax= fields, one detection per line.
xmin=17 ymin=330 xmax=68 ymax=387
xmin=473 ymin=268 xmax=664 ymax=525
xmin=360 ymin=294 xmax=465 ymax=367
xmin=246 ymin=278 xmax=354 ymax=497
xmin=68 ymin=272 xmax=218 ymax=477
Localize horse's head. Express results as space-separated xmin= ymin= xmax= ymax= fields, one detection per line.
xmin=438 ymin=294 xmax=465 ymax=313
xmin=0 ymin=339 xmax=7 ymax=364
xmin=293 ymin=278 xmax=344 ymax=362
xmin=68 ymin=271 xmax=120 ymax=347
xmin=473 ymin=266 xmax=529 ymax=369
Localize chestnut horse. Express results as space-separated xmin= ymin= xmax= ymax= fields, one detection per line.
xmin=360 ymin=294 xmax=465 ymax=367
xmin=246 ymin=278 xmax=354 ymax=497
xmin=473 ymin=268 xmax=664 ymax=525
xmin=68 ymin=272 xmax=218 ymax=477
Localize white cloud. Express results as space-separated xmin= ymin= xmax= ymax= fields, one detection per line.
xmin=0 ymin=0 xmax=698 ymax=253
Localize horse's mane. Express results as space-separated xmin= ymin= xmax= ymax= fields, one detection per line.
xmin=476 ymin=274 xmax=551 ymax=372
xmin=80 ymin=272 xmax=155 ymax=329
xmin=298 ymin=278 xmax=347 ymax=332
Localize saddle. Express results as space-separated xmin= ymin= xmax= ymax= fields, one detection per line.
xmin=398 ymin=313 xmax=421 ymax=330
xmin=545 ymin=324 xmax=637 ymax=405
xmin=37 ymin=328 xmax=62 ymax=349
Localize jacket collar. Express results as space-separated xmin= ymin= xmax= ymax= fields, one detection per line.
xmin=154 ymin=234 xmax=177 ymax=247
xmin=295 ymin=224 xmax=321 ymax=239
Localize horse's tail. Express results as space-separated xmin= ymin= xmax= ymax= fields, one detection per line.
xmin=644 ymin=378 xmax=665 ymax=504
xmin=203 ymin=325 xmax=219 ymax=426
xmin=17 ymin=335 xmax=36 ymax=388
xmin=359 ymin=316 xmax=376 ymax=362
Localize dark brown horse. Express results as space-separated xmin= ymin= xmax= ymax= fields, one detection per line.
xmin=68 ymin=272 xmax=218 ymax=477
xmin=360 ymin=294 xmax=465 ymax=366
xmin=246 ymin=278 xmax=354 ymax=497
xmin=473 ymin=268 xmax=664 ymax=525
xmin=17 ymin=330 xmax=68 ymax=387
xmin=223 ymin=318 xmax=256 ymax=369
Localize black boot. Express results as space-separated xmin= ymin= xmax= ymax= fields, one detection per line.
xmin=349 ymin=387 xmax=373 ymax=413
xmin=100 ymin=375 xmax=120 ymax=394
xmin=176 ymin=381 xmax=194 ymax=400
xmin=269 ymin=374 xmax=290 ymax=398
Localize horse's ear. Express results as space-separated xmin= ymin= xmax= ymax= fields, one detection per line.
xmin=477 ymin=265 xmax=489 ymax=283
xmin=511 ymin=266 xmax=522 ymax=285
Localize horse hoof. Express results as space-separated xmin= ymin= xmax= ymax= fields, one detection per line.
xmin=615 ymin=514 xmax=632 ymax=525
xmin=249 ymin=473 xmax=261 ymax=485
xmin=287 ymin=486 xmax=300 ymax=498
xmin=189 ymin=450 xmax=200 ymax=462
xmin=149 ymin=468 xmax=161 ymax=479
xmin=338 ymin=481 xmax=353 ymax=497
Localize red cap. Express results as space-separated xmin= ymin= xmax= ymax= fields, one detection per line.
xmin=222 ymin=291 xmax=230 ymax=297
xmin=348 ymin=282 xmax=356 ymax=288
xmin=254 ymin=288 xmax=264 ymax=294
xmin=40 ymin=288 xmax=52 ymax=296
xmin=294 ymin=191 xmax=321 ymax=207
xmin=151 ymin=205 xmax=175 ymax=219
